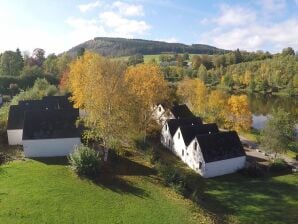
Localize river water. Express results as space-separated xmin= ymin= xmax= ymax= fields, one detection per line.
xmin=247 ymin=94 xmax=298 ymax=133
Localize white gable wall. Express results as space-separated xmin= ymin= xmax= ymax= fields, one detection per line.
xmin=152 ymin=104 xmax=175 ymax=125
xmin=172 ymin=128 xmax=187 ymax=159
xmin=161 ymin=123 xmax=174 ymax=151
xmin=187 ymin=138 xmax=205 ymax=174
xmin=203 ymin=156 xmax=246 ymax=178
xmin=7 ymin=129 xmax=23 ymax=145
xmin=23 ymin=137 xmax=81 ymax=157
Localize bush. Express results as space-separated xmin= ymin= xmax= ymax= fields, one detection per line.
xmin=149 ymin=149 xmax=160 ymax=164
xmin=0 ymin=152 xmax=10 ymax=165
xmin=68 ymin=145 xmax=102 ymax=179
xmin=269 ymin=159 xmax=289 ymax=172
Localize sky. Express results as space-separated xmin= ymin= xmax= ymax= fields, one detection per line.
xmin=0 ymin=0 xmax=297 ymax=54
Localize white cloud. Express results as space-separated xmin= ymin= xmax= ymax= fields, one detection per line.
xmin=112 ymin=1 xmax=144 ymax=16
xmin=78 ymin=1 xmax=101 ymax=13
xmin=215 ymin=5 xmax=256 ymax=26
xmin=99 ymin=11 xmax=150 ymax=36
xmin=258 ymin=0 xmax=286 ymax=12
xmin=200 ymin=18 xmax=298 ymax=52
xmin=66 ymin=4 xmax=150 ymax=47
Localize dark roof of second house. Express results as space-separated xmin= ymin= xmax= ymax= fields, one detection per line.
xmin=196 ymin=131 xmax=245 ymax=163
xmin=166 ymin=117 xmax=203 ymax=136
xmin=42 ymin=96 xmax=74 ymax=109
xmin=170 ymin=104 xmax=194 ymax=119
xmin=22 ymin=109 xmax=80 ymax=140
xmin=7 ymin=105 xmax=24 ymax=130
xmin=179 ymin=123 xmax=219 ymax=146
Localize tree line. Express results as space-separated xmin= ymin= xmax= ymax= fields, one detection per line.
xmin=0 ymin=48 xmax=71 ymax=96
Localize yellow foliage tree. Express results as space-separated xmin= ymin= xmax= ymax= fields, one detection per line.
xmin=225 ymin=95 xmax=252 ymax=131
xmin=206 ymin=89 xmax=228 ymax=125
xmin=177 ymin=78 xmax=208 ymax=117
xmin=68 ymin=52 xmax=138 ymax=151
xmin=124 ymin=64 xmax=170 ymax=140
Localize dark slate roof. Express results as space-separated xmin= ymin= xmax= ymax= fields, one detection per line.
xmin=22 ymin=109 xmax=80 ymax=140
xmin=19 ymin=100 xmax=46 ymax=110
xmin=196 ymin=131 xmax=245 ymax=163
xmin=170 ymin=104 xmax=194 ymax=119
xmin=7 ymin=105 xmax=24 ymax=129
xmin=166 ymin=117 xmax=203 ymax=136
xmin=179 ymin=123 xmax=219 ymax=146
xmin=42 ymin=96 xmax=74 ymax=109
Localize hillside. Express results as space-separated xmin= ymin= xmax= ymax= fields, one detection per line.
xmin=66 ymin=37 xmax=228 ymax=57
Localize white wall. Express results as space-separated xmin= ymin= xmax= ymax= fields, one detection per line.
xmin=23 ymin=138 xmax=81 ymax=157
xmin=203 ymin=156 xmax=246 ymax=178
xmin=7 ymin=129 xmax=23 ymax=145
xmin=160 ymin=122 xmax=174 ymax=151
xmin=152 ymin=104 xmax=174 ymax=125
xmin=172 ymin=128 xmax=187 ymax=159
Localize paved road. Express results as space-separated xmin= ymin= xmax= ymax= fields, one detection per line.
xmin=240 ymin=135 xmax=298 ymax=169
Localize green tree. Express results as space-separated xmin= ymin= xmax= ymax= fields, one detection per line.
xmin=0 ymin=50 xmax=24 ymax=76
xmin=260 ymin=109 xmax=296 ymax=157
xmin=281 ymin=47 xmax=295 ymax=56
xmin=128 ymin=54 xmax=144 ymax=66
xmin=197 ymin=64 xmax=208 ymax=83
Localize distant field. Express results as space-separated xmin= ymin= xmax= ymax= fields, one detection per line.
xmin=115 ymin=54 xmax=200 ymax=63
xmin=0 ymin=155 xmax=212 ymax=224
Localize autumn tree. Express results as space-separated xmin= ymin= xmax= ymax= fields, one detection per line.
xmin=177 ymin=78 xmax=208 ymax=117
xmin=225 ymin=95 xmax=252 ymax=131
xmin=124 ymin=63 xmax=170 ymax=141
xmin=206 ymin=89 xmax=228 ymax=125
xmin=68 ymin=52 xmax=138 ymax=152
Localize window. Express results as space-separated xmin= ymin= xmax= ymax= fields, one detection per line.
xmin=182 ymin=149 xmax=184 ymax=156
xmin=165 ymin=124 xmax=167 ymax=131
xmin=178 ymin=132 xmax=180 ymax=139
xmin=186 ymin=153 xmax=189 ymax=156
xmin=199 ymin=162 xmax=202 ymax=169
xmin=194 ymin=142 xmax=197 ymax=151
xmin=159 ymin=106 xmax=162 ymax=112
xmin=168 ymin=139 xmax=171 ymax=146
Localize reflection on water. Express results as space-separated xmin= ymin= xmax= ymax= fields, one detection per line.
xmin=247 ymin=94 xmax=298 ymax=133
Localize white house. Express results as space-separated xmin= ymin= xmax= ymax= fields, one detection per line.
xmin=187 ymin=131 xmax=246 ymax=178
xmin=172 ymin=123 xmax=219 ymax=166
xmin=161 ymin=117 xmax=203 ymax=152
xmin=22 ymin=109 xmax=81 ymax=157
xmin=7 ymin=105 xmax=24 ymax=145
xmin=7 ymin=96 xmax=76 ymax=146
xmin=153 ymin=103 xmax=195 ymax=125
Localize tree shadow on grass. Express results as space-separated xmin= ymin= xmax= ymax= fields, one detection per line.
xmin=201 ymin=173 xmax=298 ymax=223
xmin=31 ymin=156 xmax=69 ymax=165
xmin=94 ymin=174 xmax=150 ymax=198
xmin=107 ymin=156 xmax=157 ymax=176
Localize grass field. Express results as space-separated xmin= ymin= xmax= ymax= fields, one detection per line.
xmin=155 ymin=144 xmax=298 ymax=224
xmin=115 ymin=54 xmax=200 ymax=63
xmin=0 ymin=155 xmax=213 ymax=224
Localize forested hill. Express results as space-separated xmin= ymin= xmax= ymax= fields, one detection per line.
xmin=66 ymin=37 xmax=228 ymax=57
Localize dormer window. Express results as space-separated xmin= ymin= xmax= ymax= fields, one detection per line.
xmin=159 ymin=106 xmax=161 ymax=112
xmin=165 ymin=124 xmax=168 ymax=131
xmin=178 ymin=132 xmax=180 ymax=139
xmin=194 ymin=142 xmax=197 ymax=151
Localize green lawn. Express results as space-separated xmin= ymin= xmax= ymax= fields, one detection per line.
xmin=154 ymin=143 xmax=298 ymax=224
xmin=0 ymin=155 xmax=212 ymax=224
